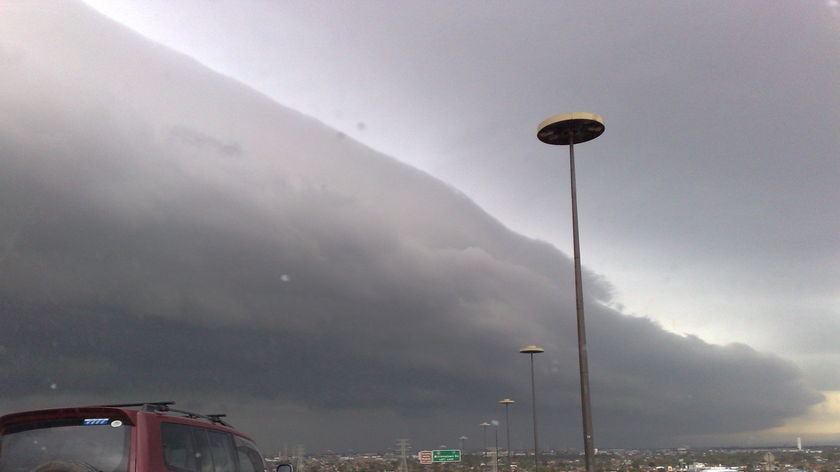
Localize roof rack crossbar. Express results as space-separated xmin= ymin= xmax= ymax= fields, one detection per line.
xmin=93 ymin=402 xmax=231 ymax=426
xmin=99 ymin=402 xmax=175 ymax=412
xmin=166 ymin=407 xmax=232 ymax=427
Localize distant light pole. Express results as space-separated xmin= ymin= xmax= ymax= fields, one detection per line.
xmin=537 ymin=112 xmax=605 ymax=472
xmin=492 ymin=420 xmax=500 ymax=472
xmin=499 ymin=399 xmax=514 ymax=470
xmin=459 ymin=435 xmax=468 ymax=452
xmin=480 ymin=422 xmax=491 ymax=460
xmin=519 ymin=345 xmax=544 ymax=472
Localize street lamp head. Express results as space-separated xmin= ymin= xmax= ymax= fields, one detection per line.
xmin=499 ymin=398 xmax=515 ymax=405
xmin=537 ymin=112 xmax=604 ymax=146
xmin=519 ymin=345 xmax=544 ymax=354
xmin=480 ymin=422 xmax=491 ymax=427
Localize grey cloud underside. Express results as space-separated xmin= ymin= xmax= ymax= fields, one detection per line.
xmin=0 ymin=1 xmax=823 ymax=450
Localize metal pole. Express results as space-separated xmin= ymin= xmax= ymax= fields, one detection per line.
xmin=537 ymin=112 xmax=603 ymax=472
xmin=504 ymin=404 xmax=511 ymax=468
xmin=481 ymin=422 xmax=491 ymax=461
xmin=529 ymin=354 xmax=539 ymax=472
xmin=569 ymin=137 xmax=595 ymax=472
xmin=494 ymin=424 xmax=499 ymax=472
xmin=484 ymin=423 xmax=487 ymax=459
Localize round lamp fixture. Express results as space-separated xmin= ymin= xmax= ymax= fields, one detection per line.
xmin=537 ymin=112 xmax=604 ymax=145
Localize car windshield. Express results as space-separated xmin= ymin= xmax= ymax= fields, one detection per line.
xmin=0 ymin=418 xmax=130 ymax=472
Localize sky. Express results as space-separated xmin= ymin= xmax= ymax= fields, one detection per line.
xmin=1 ymin=0 xmax=838 ymax=455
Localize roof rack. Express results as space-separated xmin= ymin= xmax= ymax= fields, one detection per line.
xmin=99 ymin=402 xmax=231 ymax=427
xmin=102 ymin=402 xmax=175 ymax=412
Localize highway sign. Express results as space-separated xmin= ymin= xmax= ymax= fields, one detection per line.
xmin=432 ymin=450 xmax=461 ymax=463
xmin=418 ymin=451 xmax=433 ymax=465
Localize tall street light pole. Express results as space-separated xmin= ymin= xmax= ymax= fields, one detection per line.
xmin=480 ymin=422 xmax=491 ymax=462
xmin=519 ymin=345 xmax=544 ymax=472
xmin=499 ymin=399 xmax=514 ymax=470
xmin=493 ymin=420 xmax=500 ymax=472
xmin=537 ymin=112 xmax=605 ymax=472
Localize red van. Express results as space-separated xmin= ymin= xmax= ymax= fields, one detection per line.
xmin=0 ymin=402 xmax=281 ymax=472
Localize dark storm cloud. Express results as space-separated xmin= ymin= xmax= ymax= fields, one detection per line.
xmin=586 ymin=311 xmax=821 ymax=443
xmin=0 ymin=1 xmax=824 ymax=451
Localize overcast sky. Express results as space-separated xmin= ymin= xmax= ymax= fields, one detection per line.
xmin=1 ymin=0 xmax=838 ymax=455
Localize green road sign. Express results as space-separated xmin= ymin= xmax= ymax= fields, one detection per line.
xmin=432 ymin=450 xmax=461 ymax=463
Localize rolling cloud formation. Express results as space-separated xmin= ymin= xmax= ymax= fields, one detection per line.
xmin=0 ymin=1 xmax=824 ymax=451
